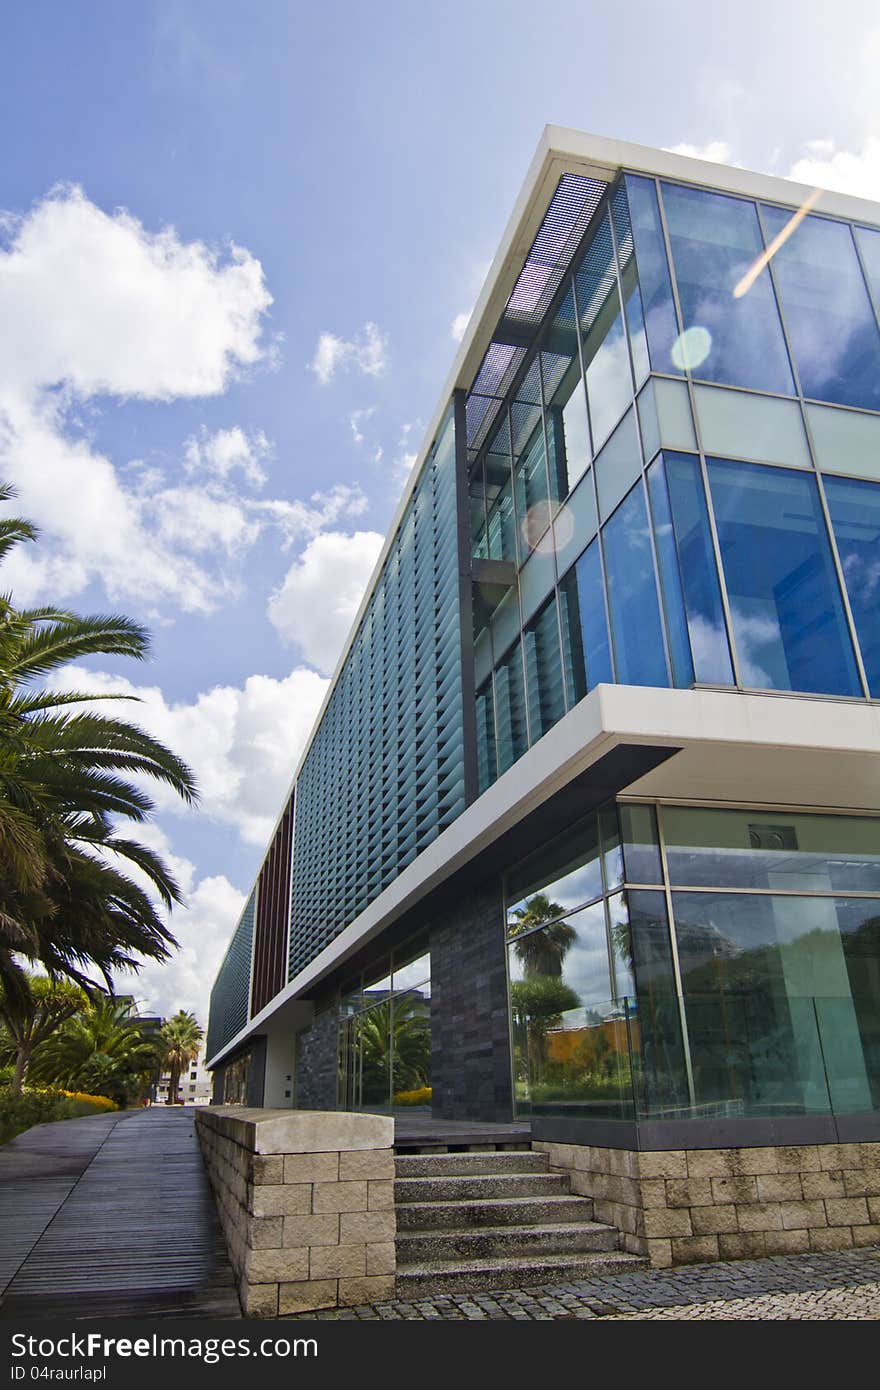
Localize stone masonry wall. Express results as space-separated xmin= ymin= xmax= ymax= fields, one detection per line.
xmin=196 ymin=1107 xmax=396 ymax=1316
xmin=430 ymin=881 xmax=513 ymax=1121
xmin=535 ymin=1140 xmax=880 ymax=1268
xmin=293 ymin=1003 xmax=338 ymax=1110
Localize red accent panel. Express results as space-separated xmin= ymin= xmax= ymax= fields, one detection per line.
xmin=250 ymin=802 xmax=293 ymax=1016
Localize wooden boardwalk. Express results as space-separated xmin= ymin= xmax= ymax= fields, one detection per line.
xmin=0 ymin=1107 xmax=240 ymax=1319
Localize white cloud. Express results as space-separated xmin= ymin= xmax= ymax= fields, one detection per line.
xmin=267 ymin=530 xmax=384 ymax=675
xmin=308 ymin=322 xmax=388 ymax=385
xmin=108 ymin=818 xmax=246 ymax=1026
xmin=349 ymin=407 xmax=375 ymax=445
xmin=185 ymin=425 xmax=271 ymax=486
xmin=665 ymin=141 xmax=736 ymax=164
xmin=786 ymin=137 xmax=880 ymax=201
xmin=50 ymin=663 xmax=330 ymax=847
xmin=451 ymin=310 xmax=472 ymax=342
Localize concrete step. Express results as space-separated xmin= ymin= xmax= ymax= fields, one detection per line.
xmin=395 ymin=1193 xmax=596 ymax=1230
xmin=395 ymin=1250 xmax=646 ymax=1297
xmin=395 ymin=1172 xmax=568 ymax=1204
xmin=396 ymin=1219 xmax=618 ymax=1263
xmin=395 ymin=1151 xmax=549 ymax=1178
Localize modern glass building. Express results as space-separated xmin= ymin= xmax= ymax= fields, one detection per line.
xmin=206 ymin=129 xmax=880 ymax=1154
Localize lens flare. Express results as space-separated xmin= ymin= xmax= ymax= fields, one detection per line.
xmin=671 ymin=326 xmax=712 ymax=371
xmin=520 ymin=501 xmax=554 ymax=553
xmin=733 ymin=188 xmax=822 ymax=299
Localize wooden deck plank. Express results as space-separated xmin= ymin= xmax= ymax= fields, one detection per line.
xmin=0 ymin=1108 xmax=240 ymax=1319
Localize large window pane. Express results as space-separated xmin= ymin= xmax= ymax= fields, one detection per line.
xmin=619 ymin=803 xmax=663 ymax=884
xmin=571 ymin=539 xmax=613 ymax=689
xmin=558 ymin=567 xmax=587 ymax=707
xmin=854 ymin=224 xmax=880 ymax=311
xmin=523 ymin=595 xmax=565 ymax=741
xmin=574 ymin=211 xmax=633 ymax=450
xmin=707 ymin=458 xmax=861 ymax=695
xmin=672 ymin=891 xmax=874 ymax=1115
xmin=626 ymin=890 xmax=690 ymax=1114
xmin=823 ymin=474 xmax=880 ymax=696
xmin=647 ymin=457 xmax=694 ymax=687
xmin=762 ymin=207 xmax=880 ymax=410
xmin=484 ymin=416 xmax=516 ymax=562
xmin=623 ymin=175 xmax=682 ymax=375
xmin=494 ymin=640 xmax=528 ymax=775
xmin=661 ymin=452 xmax=734 ymax=685
xmin=602 ymin=482 xmax=669 ymax=687
xmin=662 ymin=182 xmax=794 ymax=395
xmin=506 ymin=812 xmax=604 ymax=926
xmin=611 ymin=183 xmax=650 ymax=386
xmin=662 ymin=806 xmax=880 ymax=893
xmin=542 ymin=286 xmax=591 ymax=501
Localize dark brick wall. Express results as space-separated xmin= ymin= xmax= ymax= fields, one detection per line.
xmin=294 ymin=1003 xmax=338 ymax=1109
xmin=429 ymin=878 xmax=513 ymax=1121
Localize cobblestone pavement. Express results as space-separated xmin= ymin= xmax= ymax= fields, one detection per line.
xmin=286 ymin=1247 xmax=880 ymax=1320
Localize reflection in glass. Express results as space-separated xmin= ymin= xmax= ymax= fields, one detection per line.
xmin=823 ymin=474 xmax=880 ymax=696
xmin=619 ymin=803 xmax=662 ymax=885
xmin=574 ymin=212 xmax=633 ymax=451
xmin=660 ymin=452 xmax=734 ymax=685
xmin=506 ymin=812 xmax=604 ymax=926
xmin=602 ymin=482 xmax=669 ymax=687
xmin=599 ymin=802 xmax=624 ymax=892
xmin=523 ymin=595 xmax=565 ymax=740
xmin=484 ymin=416 xmax=516 ymax=562
xmin=623 ymin=175 xmax=682 ymax=374
xmin=558 ymin=567 xmax=587 ymax=707
xmin=475 ymin=678 xmax=497 ymax=795
xmin=648 ymin=458 xmax=695 ymax=687
xmin=672 ymin=891 xmax=874 ymax=1115
xmin=662 ymin=182 xmax=794 ymax=394
xmin=707 ymin=458 xmax=861 ymax=695
xmin=854 ymin=224 xmax=880 ymax=313
xmin=612 ymin=183 xmax=650 ymax=385
xmin=661 ymin=805 xmax=880 ymax=892
xmin=573 ymin=539 xmax=614 ymax=689
xmin=494 ymin=640 xmax=528 ymax=774
xmin=626 ymin=891 xmax=690 ymax=1114
xmin=542 ymin=286 xmax=591 ymax=500
xmin=762 ymin=207 xmax=880 ymax=410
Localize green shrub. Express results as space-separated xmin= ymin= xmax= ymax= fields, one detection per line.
xmin=0 ymin=1088 xmax=117 ymax=1145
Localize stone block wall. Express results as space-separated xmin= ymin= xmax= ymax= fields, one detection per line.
xmin=196 ymin=1107 xmax=396 ymax=1316
xmin=534 ymin=1139 xmax=880 ymax=1268
xmin=293 ymin=1002 xmax=338 ymax=1110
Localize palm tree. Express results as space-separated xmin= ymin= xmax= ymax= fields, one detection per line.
xmin=0 ymin=483 xmax=198 ymax=1006
xmin=508 ymin=892 xmax=576 ymax=977
xmin=27 ymin=995 xmax=157 ymax=1105
xmin=0 ymin=972 xmax=88 ymax=1094
xmin=158 ymin=1010 xmax=204 ymax=1104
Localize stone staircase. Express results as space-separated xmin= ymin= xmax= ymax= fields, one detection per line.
xmin=394 ymin=1147 xmax=645 ymax=1296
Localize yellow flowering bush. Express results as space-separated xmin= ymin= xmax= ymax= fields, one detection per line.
xmin=392 ymin=1086 xmax=432 ymax=1106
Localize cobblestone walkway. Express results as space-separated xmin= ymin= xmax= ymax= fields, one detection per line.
xmin=288 ymin=1247 xmax=880 ymax=1320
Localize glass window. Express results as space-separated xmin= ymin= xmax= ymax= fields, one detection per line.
xmin=619 ymin=803 xmax=663 ymax=884
xmin=476 ymin=678 xmax=497 ymax=794
xmin=647 ymin=457 xmax=694 ymax=688
xmin=518 ymin=540 xmax=556 ymax=626
xmin=806 ymin=403 xmax=880 ymax=483
xmin=694 ymin=384 xmax=810 ymax=469
xmin=612 ymin=184 xmax=650 ymax=386
xmin=854 ymin=224 xmax=880 ymax=310
xmin=660 ymin=452 xmax=734 ymax=685
xmin=392 ymin=946 xmax=430 ymax=994
xmin=506 ymin=813 xmax=604 ymax=926
xmin=572 ymin=538 xmax=613 ymax=690
xmin=574 ymin=211 xmax=633 ymax=450
xmin=672 ymin=890 xmax=875 ymax=1115
xmin=484 ymin=416 xmax=516 ymax=562
xmin=622 ymin=175 xmax=682 ymax=375
xmin=541 ymin=286 xmax=591 ymax=500
xmin=823 ymin=474 xmax=880 ymax=695
xmin=602 ymin=481 xmax=669 ymax=687
xmin=551 ymin=465 xmax=598 ymax=577
xmin=523 ymin=595 xmax=565 ymax=741
xmin=662 ymin=182 xmax=794 ymax=395
xmin=558 ymin=568 xmax=587 ymax=707
xmin=707 ymin=457 xmax=861 ymax=695
xmin=599 ymin=801 xmax=624 ymax=892
xmin=494 ymin=640 xmax=528 ymax=774
xmin=625 ymin=890 xmax=690 ymax=1114
xmin=511 ymin=362 xmax=551 ymax=558
xmin=595 ymin=406 xmax=641 ymax=521
xmin=762 ymin=207 xmax=880 ymax=411
xmin=661 ymin=806 xmax=880 ymax=892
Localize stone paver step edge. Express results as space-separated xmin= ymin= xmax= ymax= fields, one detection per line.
xmin=395 ymin=1194 xmax=596 ymax=1229
xmin=395 ymin=1251 xmax=647 ymax=1296
xmin=394 ymin=1152 xmax=549 ymax=1177
xmin=394 ymin=1173 xmax=570 ymax=1201
xmin=396 ymin=1221 xmax=620 ymax=1262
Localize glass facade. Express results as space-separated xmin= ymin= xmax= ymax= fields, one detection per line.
xmin=337 ymin=943 xmax=432 ymax=1112
xmin=472 ymin=174 xmax=880 ymax=792
xmin=507 ymin=803 xmax=880 ymax=1120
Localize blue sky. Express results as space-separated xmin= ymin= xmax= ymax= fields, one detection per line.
xmin=2 ymin=0 xmax=879 ymax=1022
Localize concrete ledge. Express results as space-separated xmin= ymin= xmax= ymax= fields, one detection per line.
xmin=196 ymin=1109 xmax=396 ymax=1316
